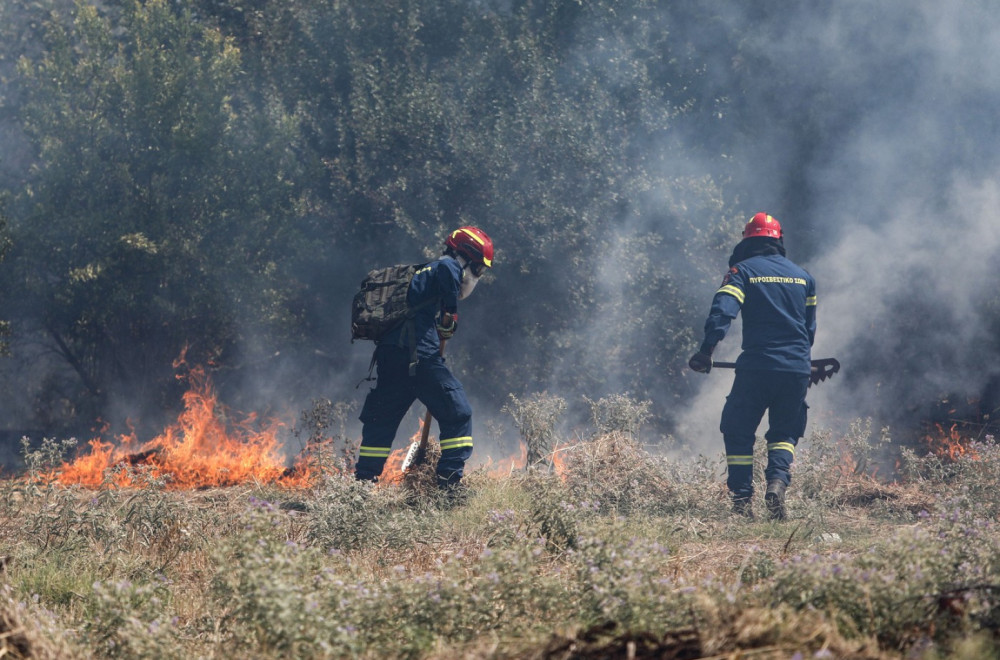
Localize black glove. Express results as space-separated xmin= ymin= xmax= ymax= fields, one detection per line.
xmin=688 ymin=351 xmax=713 ymax=373
xmin=436 ymin=312 xmax=458 ymax=340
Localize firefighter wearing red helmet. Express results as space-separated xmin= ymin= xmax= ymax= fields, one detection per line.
xmin=688 ymin=212 xmax=816 ymax=521
xmin=356 ymin=226 xmax=493 ymax=501
xmin=742 ymin=212 xmax=783 ymax=239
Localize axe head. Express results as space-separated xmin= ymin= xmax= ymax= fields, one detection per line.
xmin=809 ymin=358 xmax=841 ymax=387
xmin=400 ymin=440 xmax=426 ymax=473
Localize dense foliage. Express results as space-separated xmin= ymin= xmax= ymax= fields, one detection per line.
xmin=0 ymin=0 xmax=744 ymax=438
xmin=1 ymin=0 xmax=999 ymax=444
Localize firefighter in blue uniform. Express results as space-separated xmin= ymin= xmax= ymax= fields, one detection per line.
xmin=689 ymin=213 xmax=816 ymax=520
xmin=356 ymin=227 xmax=494 ymax=498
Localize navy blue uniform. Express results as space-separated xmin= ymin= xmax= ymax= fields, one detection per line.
xmin=357 ymin=256 xmax=473 ymax=487
xmin=701 ymin=252 xmax=817 ymax=500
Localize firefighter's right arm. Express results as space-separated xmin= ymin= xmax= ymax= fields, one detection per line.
xmin=689 ymin=269 xmax=744 ymax=374
xmin=701 ymin=267 xmax=745 ymax=354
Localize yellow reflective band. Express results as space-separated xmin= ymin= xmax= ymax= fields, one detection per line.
xmin=727 ymin=455 xmax=754 ymax=466
xmin=717 ymin=284 xmax=745 ymax=304
xmin=358 ymin=446 xmax=391 ymax=457
xmin=454 ymin=229 xmax=484 ymax=246
xmin=767 ymin=442 xmax=796 ymax=455
xmin=452 ymin=229 xmax=491 ymax=267
xmin=806 ymin=295 xmax=817 ymax=306
xmin=439 ymin=436 xmax=473 ymax=450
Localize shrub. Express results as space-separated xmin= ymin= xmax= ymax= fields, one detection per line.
xmin=585 ymin=393 xmax=652 ymax=438
xmin=82 ymin=579 xmax=179 ymax=659
xmin=0 ymin=583 xmax=80 ymax=659
xmin=503 ymin=392 xmax=566 ymax=468
xmin=304 ymin=474 xmax=429 ymax=552
xmin=559 ymin=432 xmax=676 ymax=516
xmin=766 ymin=505 xmax=1000 ymax=650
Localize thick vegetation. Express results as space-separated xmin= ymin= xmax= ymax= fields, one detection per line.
xmin=0 ymin=0 xmax=786 ymax=438
xmin=1 ymin=0 xmax=998 ymax=444
xmin=1 ymin=4 xmax=999 ymax=654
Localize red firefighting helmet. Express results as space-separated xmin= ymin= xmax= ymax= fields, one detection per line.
xmin=743 ymin=212 xmax=782 ymax=239
xmin=446 ymin=226 xmax=493 ymax=269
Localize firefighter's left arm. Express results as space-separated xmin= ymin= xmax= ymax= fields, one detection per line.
xmin=805 ymin=276 xmax=817 ymax=346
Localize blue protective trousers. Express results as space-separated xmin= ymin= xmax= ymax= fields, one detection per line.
xmin=357 ymin=345 xmax=473 ymax=487
xmin=720 ymin=370 xmax=809 ymax=500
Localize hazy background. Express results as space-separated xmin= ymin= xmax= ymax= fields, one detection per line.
xmin=0 ymin=0 xmax=997 ymax=470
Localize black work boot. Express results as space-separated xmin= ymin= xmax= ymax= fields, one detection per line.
xmin=765 ymin=479 xmax=787 ymax=521
xmin=732 ymin=496 xmax=754 ymax=520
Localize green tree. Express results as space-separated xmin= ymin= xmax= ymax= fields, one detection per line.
xmin=203 ymin=0 xmax=739 ymax=414
xmin=6 ymin=0 xmax=312 ymax=432
xmin=3 ymin=0 xmax=749 ymax=438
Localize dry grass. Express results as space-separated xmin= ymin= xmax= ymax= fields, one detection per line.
xmin=0 ymin=426 xmax=996 ymax=658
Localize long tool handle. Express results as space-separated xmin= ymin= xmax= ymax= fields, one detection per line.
xmin=712 ymin=357 xmax=841 ymax=386
xmin=712 ymin=357 xmax=839 ymax=370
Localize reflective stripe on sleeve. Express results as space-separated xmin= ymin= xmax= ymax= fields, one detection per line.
xmin=717 ymin=284 xmax=745 ymax=304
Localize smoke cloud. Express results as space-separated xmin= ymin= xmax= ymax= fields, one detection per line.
xmin=676 ymin=1 xmax=1000 ymax=452
xmin=2 ymin=1 xmax=999 ymax=470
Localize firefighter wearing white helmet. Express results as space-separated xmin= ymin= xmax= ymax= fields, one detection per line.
xmin=689 ymin=213 xmax=817 ymax=521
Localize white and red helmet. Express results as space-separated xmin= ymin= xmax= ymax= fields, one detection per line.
xmin=446 ymin=226 xmax=494 ymax=271
xmin=743 ymin=212 xmax=782 ymax=239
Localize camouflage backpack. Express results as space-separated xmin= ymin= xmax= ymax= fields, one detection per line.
xmin=351 ymin=263 xmax=431 ymax=342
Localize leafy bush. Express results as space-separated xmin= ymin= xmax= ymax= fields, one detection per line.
xmin=83 ymin=579 xmax=179 ymax=659
xmin=0 ymin=583 xmax=79 ymax=659
xmin=585 ymin=393 xmax=652 ymax=438
xmin=559 ymin=432 xmax=676 ymax=516
xmin=304 ymin=475 xmax=428 ymax=552
xmin=503 ymin=392 xmax=567 ymax=468
xmin=767 ymin=505 xmax=1000 ymax=650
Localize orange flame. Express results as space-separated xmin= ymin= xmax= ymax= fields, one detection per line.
xmin=551 ymin=442 xmax=575 ymax=480
xmin=377 ymin=418 xmax=429 ymax=485
xmin=924 ymin=423 xmax=979 ymax=461
xmin=479 ymin=441 xmax=527 ymax=476
xmin=49 ymin=363 xmax=307 ymax=489
xmin=46 ymin=355 xmax=580 ymax=490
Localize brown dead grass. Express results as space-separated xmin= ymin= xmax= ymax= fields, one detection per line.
xmin=0 ymin=583 xmax=80 ymax=660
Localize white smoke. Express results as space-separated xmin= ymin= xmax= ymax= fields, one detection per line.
xmin=676 ymin=1 xmax=1000 ymax=452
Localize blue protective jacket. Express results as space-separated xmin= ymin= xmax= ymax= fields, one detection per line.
xmin=701 ymin=253 xmax=816 ymax=374
xmin=379 ymin=255 xmax=462 ymax=359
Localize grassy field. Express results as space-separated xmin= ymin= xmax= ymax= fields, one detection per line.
xmin=0 ymin=421 xmax=998 ymax=659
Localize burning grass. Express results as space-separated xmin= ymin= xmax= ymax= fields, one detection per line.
xmin=2 ymin=416 xmax=1000 ymax=658
xmin=40 ymin=363 xmax=338 ymax=490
